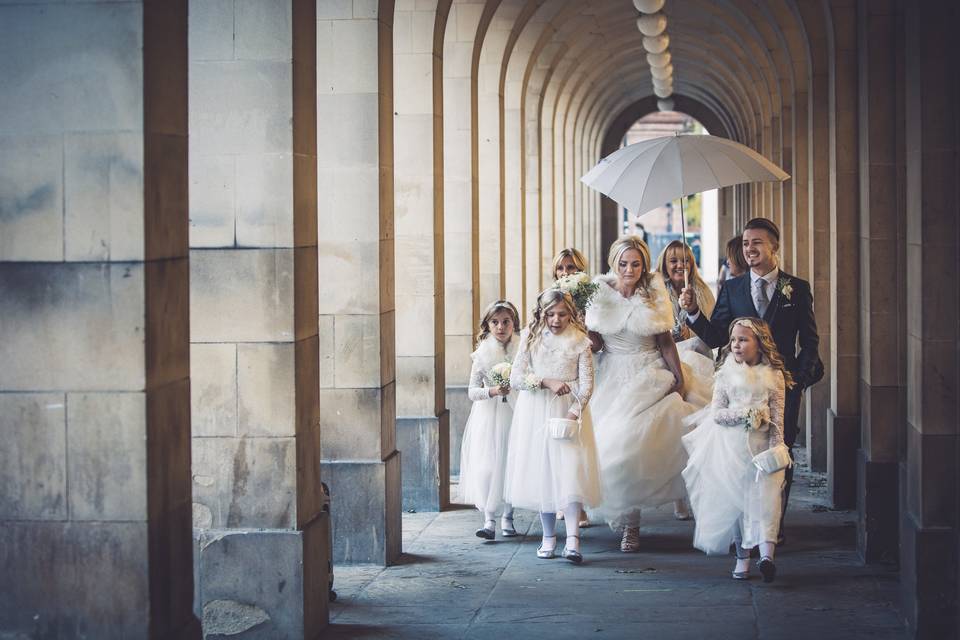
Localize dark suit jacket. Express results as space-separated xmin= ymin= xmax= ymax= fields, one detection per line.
xmin=687 ymin=271 xmax=821 ymax=389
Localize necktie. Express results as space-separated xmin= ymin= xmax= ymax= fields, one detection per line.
xmin=754 ymin=277 xmax=770 ymax=318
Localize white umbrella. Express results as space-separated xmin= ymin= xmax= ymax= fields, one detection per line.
xmin=580 ymin=133 xmax=789 ymax=285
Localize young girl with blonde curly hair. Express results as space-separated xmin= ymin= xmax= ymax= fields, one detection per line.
xmin=682 ymin=317 xmax=795 ymax=582
xmin=503 ymin=289 xmax=601 ymax=563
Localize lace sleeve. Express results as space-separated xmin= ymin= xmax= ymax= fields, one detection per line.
xmin=571 ymin=346 xmax=595 ymax=417
xmin=467 ymin=359 xmax=492 ymax=402
xmin=510 ymin=334 xmax=540 ymax=391
xmin=767 ymin=371 xmax=786 ymax=447
xmin=711 ymin=379 xmax=749 ymax=426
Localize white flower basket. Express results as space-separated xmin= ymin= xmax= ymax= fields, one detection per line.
xmin=547 ymin=394 xmax=582 ymax=441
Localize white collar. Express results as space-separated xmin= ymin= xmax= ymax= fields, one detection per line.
xmin=750 ymin=266 xmax=779 ymax=286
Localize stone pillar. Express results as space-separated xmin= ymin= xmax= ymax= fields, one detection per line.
xmin=444 ymin=1 xmax=484 ymax=487
xmin=188 ymin=0 xmax=327 ymax=634
xmin=0 ymin=3 xmax=198 ymax=637
xmin=394 ymin=1 xmax=451 ymax=512
xmin=826 ymin=0 xmax=861 ymax=509
xmin=900 ymin=0 xmax=958 ymax=635
xmin=855 ymin=0 xmax=901 ymax=564
xmin=317 ymin=1 xmax=401 ymax=565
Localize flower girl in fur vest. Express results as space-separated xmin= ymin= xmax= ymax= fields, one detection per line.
xmin=682 ymin=317 xmax=795 ymax=583
xmin=503 ymin=289 xmax=601 ymax=564
xmin=459 ymin=300 xmax=522 ymax=540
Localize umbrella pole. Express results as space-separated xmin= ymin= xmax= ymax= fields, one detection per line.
xmin=680 ymin=196 xmax=689 ymax=289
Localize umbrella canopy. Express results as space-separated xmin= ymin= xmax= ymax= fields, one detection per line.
xmin=580 ymin=134 xmax=789 ymax=215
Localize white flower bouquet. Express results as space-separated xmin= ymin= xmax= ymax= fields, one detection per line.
xmin=489 ymin=362 xmax=512 ymax=403
xmin=745 ymin=406 xmax=771 ymax=431
xmin=554 ymin=271 xmax=599 ymax=314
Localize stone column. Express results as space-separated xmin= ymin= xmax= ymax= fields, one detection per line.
xmin=317 ymin=1 xmax=401 ymax=565
xmin=188 ymin=0 xmax=327 ymax=634
xmin=826 ymin=0 xmax=861 ymax=509
xmin=855 ymin=0 xmax=901 ymax=563
xmin=394 ymin=1 xmax=451 ymax=512
xmin=900 ymin=0 xmax=958 ymax=634
xmin=0 ymin=3 xmax=198 ymax=637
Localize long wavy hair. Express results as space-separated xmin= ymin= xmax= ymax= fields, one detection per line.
xmin=656 ymin=240 xmax=715 ymax=317
xmin=476 ymin=299 xmax=521 ymax=346
xmin=607 ymin=235 xmax=656 ymax=299
xmin=720 ymin=317 xmax=795 ymax=389
xmin=550 ymin=247 xmax=588 ymax=281
xmin=524 ymin=289 xmax=586 ymax=355
xmin=725 ymin=235 xmax=748 ymax=275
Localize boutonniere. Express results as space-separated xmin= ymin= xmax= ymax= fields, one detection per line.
xmin=776 ymin=276 xmax=793 ymax=301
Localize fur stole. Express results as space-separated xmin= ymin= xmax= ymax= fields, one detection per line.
xmin=715 ymin=357 xmax=782 ymax=396
xmin=585 ymin=272 xmax=675 ymax=337
xmin=471 ymin=334 xmax=519 ymax=372
xmin=535 ymin=325 xmax=592 ymax=356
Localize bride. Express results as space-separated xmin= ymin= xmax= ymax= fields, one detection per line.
xmin=585 ymin=235 xmax=713 ymax=552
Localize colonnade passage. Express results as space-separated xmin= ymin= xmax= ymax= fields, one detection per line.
xmin=0 ymin=1 xmax=956 ymax=638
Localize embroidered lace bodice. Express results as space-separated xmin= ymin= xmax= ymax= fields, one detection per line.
xmin=510 ymin=327 xmax=594 ymax=414
xmin=710 ymin=359 xmax=786 ymax=450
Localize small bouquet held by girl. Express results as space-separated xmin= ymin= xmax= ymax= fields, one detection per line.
xmin=502 ymin=288 xmax=601 ymax=564
xmin=459 ymin=300 xmax=522 ymax=540
xmin=681 ymin=317 xmax=795 ymax=583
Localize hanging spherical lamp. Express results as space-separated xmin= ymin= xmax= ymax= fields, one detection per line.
xmin=654 ymin=85 xmax=673 ymax=99
xmin=642 ymin=34 xmax=670 ymax=54
xmin=652 ymin=76 xmax=674 ymax=91
xmin=647 ymin=51 xmax=672 ymax=68
xmin=657 ymin=97 xmax=675 ymax=112
xmin=651 ymin=63 xmax=674 ymax=80
xmin=636 ymin=12 xmax=667 ymax=36
xmin=632 ymin=0 xmax=665 ymax=13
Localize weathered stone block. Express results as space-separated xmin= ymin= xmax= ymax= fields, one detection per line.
xmin=446 ymin=385 xmax=471 ymax=481
xmin=188 ymin=0 xmax=235 ymax=62
xmin=191 ymin=343 xmax=238 ymax=437
xmin=322 ymin=451 xmax=401 ymax=564
xmin=444 ymin=333 xmax=474 ymax=386
xmin=237 ymin=342 xmax=296 ymax=437
xmin=0 ymin=134 xmax=63 ymax=261
xmin=190 ymin=60 xmax=292 ymax=156
xmin=190 ymin=248 xmax=295 ymax=343
xmin=235 ymin=0 xmax=292 ymax=61
xmin=64 ymin=131 xmax=144 ymax=261
xmin=67 ymin=392 xmax=147 ymax=521
xmin=316 ymin=93 xmax=379 ymax=166
xmin=315 ymin=0 xmax=352 ymax=20
xmin=235 ymin=152 xmax=294 ymax=247
xmin=192 ymin=436 xmax=297 ymax=530
xmin=0 ymin=393 xmax=67 ymax=519
xmin=188 ymin=153 xmax=236 ymax=248
xmin=316 ymin=19 xmax=379 ymax=95
xmin=0 ymin=263 xmax=146 ymax=391
xmin=0 ymin=521 xmax=150 ymax=639
xmin=857 ymin=450 xmax=898 ymax=564
xmin=318 ymin=387 xmax=385 ymax=461
xmin=398 ymin=412 xmax=449 ymax=512
xmin=395 ymin=355 xmax=438 ymax=417
xmin=827 ymin=409 xmax=859 ymax=509
xmin=0 ymin=4 xmax=142 ymax=136
xmin=331 ymin=313 xmax=383 ymax=388
xmin=317 ymin=241 xmax=380 ymax=316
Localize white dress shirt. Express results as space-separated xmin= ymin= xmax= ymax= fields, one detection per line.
xmin=687 ymin=266 xmax=779 ymax=324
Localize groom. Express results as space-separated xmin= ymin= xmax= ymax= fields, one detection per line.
xmin=680 ymin=217 xmax=821 ymax=543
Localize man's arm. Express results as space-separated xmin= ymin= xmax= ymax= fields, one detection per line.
xmin=687 ymin=279 xmax=734 ymax=349
xmin=793 ymin=279 xmax=820 ymax=388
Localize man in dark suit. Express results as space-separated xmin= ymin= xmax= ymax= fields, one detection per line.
xmin=680 ymin=217 xmax=821 ymax=543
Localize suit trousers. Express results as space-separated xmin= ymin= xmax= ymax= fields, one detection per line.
xmin=779 ymin=385 xmax=803 ymax=539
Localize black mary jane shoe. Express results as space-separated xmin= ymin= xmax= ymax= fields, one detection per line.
xmin=475 ymin=527 xmax=495 ymax=541
xmin=758 ymin=556 xmax=777 ymax=583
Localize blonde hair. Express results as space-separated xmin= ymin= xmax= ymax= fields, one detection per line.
xmin=720 ymin=317 xmax=796 ymax=389
xmin=524 ymin=289 xmax=586 ymax=354
xmin=606 ymin=235 xmax=655 ymax=297
xmin=657 ymin=240 xmax=714 ymax=317
xmin=551 ymin=248 xmax=588 ymax=281
xmin=477 ymin=300 xmax=520 ymax=346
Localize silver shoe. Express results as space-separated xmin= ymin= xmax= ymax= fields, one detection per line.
xmin=537 ymin=536 xmax=557 ymax=559
xmin=562 ymin=536 xmax=583 ymax=564
xmin=501 ymin=517 xmax=518 ymax=537
xmin=758 ymin=556 xmax=776 ymax=583
xmin=731 ymin=570 xmax=750 ymax=580
xmin=475 ymin=527 xmax=495 ymax=540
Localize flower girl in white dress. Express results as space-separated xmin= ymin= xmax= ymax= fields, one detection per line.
xmin=460 ymin=300 xmax=522 ymax=540
xmin=682 ymin=317 xmax=794 ymax=583
xmin=503 ymin=289 xmax=601 ymax=563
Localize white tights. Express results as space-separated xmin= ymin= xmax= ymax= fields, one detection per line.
xmin=541 ymin=502 xmax=583 ymax=552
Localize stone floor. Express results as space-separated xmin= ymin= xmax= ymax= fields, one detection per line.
xmin=326 ymin=464 xmax=905 ymax=639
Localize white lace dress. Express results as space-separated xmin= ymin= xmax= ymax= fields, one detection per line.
xmin=502 ymin=326 xmax=601 ymax=513
xmin=458 ymin=335 xmax=519 ymax=513
xmin=681 ymin=359 xmax=787 ymax=554
xmin=585 ymin=274 xmax=714 ymax=527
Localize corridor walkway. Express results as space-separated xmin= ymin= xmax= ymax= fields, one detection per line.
xmin=326 ymin=460 xmax=905 ymax=639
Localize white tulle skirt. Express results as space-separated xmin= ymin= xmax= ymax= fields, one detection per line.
xmin=458 ymin=395 xmax=514 ymax=513
xmin=503 ymin=386 xmax=601 ymax=513
xmin=682 ymin=416 xmax=785 ymax=554
xmin=588 ymin=350 xmax=713 ymax=527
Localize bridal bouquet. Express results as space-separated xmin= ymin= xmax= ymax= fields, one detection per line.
xmin=489 ymin=362 xmax=512 ymax=403
xmin=745 ymin=406 xmax=771 ymax=431
xmin=554 ymin=271 xmax=599 ymax=314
